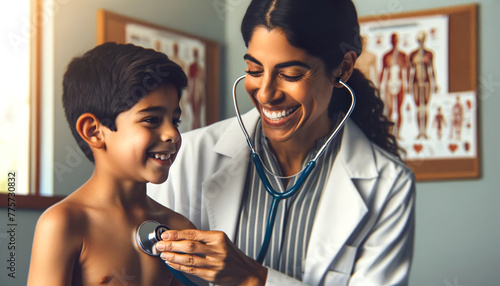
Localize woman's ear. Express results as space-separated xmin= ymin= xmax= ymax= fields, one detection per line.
xmin=76 ymin=113 xmax=105 ymax=149
xmin=333 ymin=51 xmax=358 ymax=88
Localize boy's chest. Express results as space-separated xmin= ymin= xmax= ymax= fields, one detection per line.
xmin=76 ymin=219 xmax=173 ymax=285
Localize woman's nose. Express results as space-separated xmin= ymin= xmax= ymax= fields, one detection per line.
xmin=255 ymin=75 xmax=281 ymax=104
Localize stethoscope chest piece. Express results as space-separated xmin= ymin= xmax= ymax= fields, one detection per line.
xmin=135 ymin=220 xmax=198 ymax=286
xmin=136 ymin=220 xmax=170 ymax=256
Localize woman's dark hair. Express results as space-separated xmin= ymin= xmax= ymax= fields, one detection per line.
xmin=241 ymin=0 xmax=403 ymax=158
xmin=62 ymin=42 xmax=188 ymax=162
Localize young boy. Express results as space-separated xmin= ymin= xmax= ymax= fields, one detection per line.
xmin=28 ymin=42 xmax=195 ymax=285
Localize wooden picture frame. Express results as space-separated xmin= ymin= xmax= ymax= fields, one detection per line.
xmin=97 ymin=9 xmax=220 ymax=132
xmin=357 ymin=4 xmax=479 ymax=181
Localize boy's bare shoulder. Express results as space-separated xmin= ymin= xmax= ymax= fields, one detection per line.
xmin=148 ymin=198 xmax=196 ymax=230
xmin=37 ymin=196 xmax=90 ymax=239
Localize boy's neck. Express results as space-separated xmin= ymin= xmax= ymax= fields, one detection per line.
xmin=82 ymin=166 xmax=150 ymax=210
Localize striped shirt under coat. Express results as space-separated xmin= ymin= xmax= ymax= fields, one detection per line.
xmin=236 ymin=118 xmax=343 ymax=280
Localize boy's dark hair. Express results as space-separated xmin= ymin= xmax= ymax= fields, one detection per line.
xmin=62 ymin=42 xmax=188 ymax=162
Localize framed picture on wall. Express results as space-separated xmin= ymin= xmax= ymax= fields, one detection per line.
xmin=97 ymin=9 xmax=220 ymax=133
xmin=358 ymin=4 xmax=479 ymax=181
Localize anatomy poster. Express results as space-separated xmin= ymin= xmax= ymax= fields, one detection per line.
xmin=126 ymin=23 xmax=207 ymax=132
xmin=358 ymin=15 xmax=476 ymax=160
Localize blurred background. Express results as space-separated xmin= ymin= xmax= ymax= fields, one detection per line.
xmin=0 ymin=0 xmax=498 ymax=285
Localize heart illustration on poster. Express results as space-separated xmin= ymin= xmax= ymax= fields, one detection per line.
xmin=413 ymin=144 xmax=423 ymax=154
xmin=448 ymin=144 xmax=458 ymax=153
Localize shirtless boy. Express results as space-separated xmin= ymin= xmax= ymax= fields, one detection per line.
xmin=28 ymin=42 xmax=195 ymax=286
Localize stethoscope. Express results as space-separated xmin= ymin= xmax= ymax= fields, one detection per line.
xmin=232 ymin=74 xmax=356 ymax=264
xmin=136 ymin=221 xmax=198 ymax=286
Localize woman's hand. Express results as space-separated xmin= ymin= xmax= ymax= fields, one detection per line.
xmin=155 ymin=229 xmax=267 ymax=285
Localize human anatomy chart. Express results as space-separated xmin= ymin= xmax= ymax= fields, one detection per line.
xmin=358 ymin=15 xmax=477 ymax=160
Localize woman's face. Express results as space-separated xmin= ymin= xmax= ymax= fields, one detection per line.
xmin=244 ymin=27 xmax=338 ymax=145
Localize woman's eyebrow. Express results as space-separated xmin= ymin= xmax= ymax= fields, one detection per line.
xmin=244 ymin=54 xmax=311 ymax=70
xmin=244 ymin=54 xmax=262 ymax=66
xmin=275 ymin=61 xmax=311 ymax=70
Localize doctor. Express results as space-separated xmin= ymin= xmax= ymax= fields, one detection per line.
xmin=148 ymin=0 xmax=415 ymax=285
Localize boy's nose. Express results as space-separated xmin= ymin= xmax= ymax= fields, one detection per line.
xmin=160 ymin=124 xmax=180 ymax=143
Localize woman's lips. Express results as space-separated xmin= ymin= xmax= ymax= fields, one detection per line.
xmin=261 ymin=106 xmax=299 ymax=127
xmin=262 ymin=107 xmax=297 ymax=120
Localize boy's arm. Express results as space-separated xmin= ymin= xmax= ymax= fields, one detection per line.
xmin=28 ymin=204 xmax=84 ymax=286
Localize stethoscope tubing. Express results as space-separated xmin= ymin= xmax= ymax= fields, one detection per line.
xmin=232 ymin=75 xmax=356 ymax=264
xmin=253 ymin=154 xmax=316 ymax=263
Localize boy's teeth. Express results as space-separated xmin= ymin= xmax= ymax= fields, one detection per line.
xmin=153 ymin=153 xmax=170 ymax=161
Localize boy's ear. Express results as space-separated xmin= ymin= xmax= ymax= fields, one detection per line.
xmin=76 ymin=113 xmax=105 ymax=149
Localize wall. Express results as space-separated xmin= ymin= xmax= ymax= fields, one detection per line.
xmin=354 ymin=1 xmax=500 ymax=285
xmin=0 ymin=0 xmax=224 ymax=285
xmin=2 ymin=0 xmax=499 ymax=285
xmin=221 ymin=0 xmax=500 ymax=286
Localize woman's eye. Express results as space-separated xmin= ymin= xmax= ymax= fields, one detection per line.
xmin=245 ymin=70 xmax=263 ymax=77
xmin=280 ymin=73 xmax=303 ymax=82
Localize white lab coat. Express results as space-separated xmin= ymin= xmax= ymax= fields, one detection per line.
xmin=147 ymin=109 xmax=415 ymax=286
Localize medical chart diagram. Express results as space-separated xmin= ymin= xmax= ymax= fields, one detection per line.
xmin=358 ymin=15 xmax=477 ymax=161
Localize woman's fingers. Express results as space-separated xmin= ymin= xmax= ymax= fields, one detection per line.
xmin=161 ymin=251 xmax=220 ymax=269
xmin=161 ymin=229 xmax=226 ymax=244
xmin=155 ymin=229 xmax=268 ymax=285
xmin=164 ymin=258 xmax=219 ymax=283
xmin=156 ymin=229 xmax=228 ymax=255
xmin=156 ymin=239 xmax=205 ymax=255
xmin=158 ymin=244 xmax=229 ymax=283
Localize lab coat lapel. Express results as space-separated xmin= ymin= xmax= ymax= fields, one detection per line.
xmin=303 ymin=120 xmax=375 ymax=285
xmin=202 ymin=109 xmax=260 ymax=240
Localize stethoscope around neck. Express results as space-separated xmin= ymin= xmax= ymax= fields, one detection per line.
xmin=232 ymin=74 xmax=356 ymax=264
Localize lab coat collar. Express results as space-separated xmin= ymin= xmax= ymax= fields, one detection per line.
xmin=339 ymin=119 xmax=378 ymax=179
xmin=202 ymin=109 xmax=259 ymax=239
xmin=213 ymin=108 xmax=260 ymax=157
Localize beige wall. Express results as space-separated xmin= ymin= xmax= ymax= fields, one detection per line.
xmin=2 ymin=0 xmax=500 ymax=285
